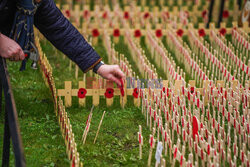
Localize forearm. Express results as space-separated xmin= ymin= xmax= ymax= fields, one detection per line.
xmin=34 ymin=0 xmax=101 ymax=72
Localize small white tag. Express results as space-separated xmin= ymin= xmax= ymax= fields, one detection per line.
xmin=155 ymin=141 xmax=163 ymax=163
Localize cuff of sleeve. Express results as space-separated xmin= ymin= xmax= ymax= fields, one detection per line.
xmin=83 ymin=58 xmax=102 ymax=73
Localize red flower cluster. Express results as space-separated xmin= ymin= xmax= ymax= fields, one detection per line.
xmin=133 ymin=88 xmax=139 ymax=98
xmin=155 ymin=29 xmax=163 ymax=38
xmin=113 ymin=29 xmax=120 ymax=37
xmin=222 ymin=10 xmax=229 ymax=18
xmin=105 ymin=88 xmax=114 ymax=98
xmin=78 ymin=88 xmax=87 ymax=99
xmin=134 ymin=29 xmax=141 ymax=38
xmin=124 ymin=11 xmax=129 ymax=19
xmin=176 ymin=29 xmax=184 ymax=37
xmin=92 ymin=29 xmax=100 ymax=37
xmin=198 ymin=29 xmax=206 ymax=37
xmin=144 ymin=12 xmax=150 ymax=19
xmin=219 ymin=28 xmax=226 ymax=36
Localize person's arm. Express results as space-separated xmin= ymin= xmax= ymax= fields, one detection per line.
xmin=34 ymin=0 xmax=100 ymax=73
xmin=34 ymin=0 xmax=125 ymax=86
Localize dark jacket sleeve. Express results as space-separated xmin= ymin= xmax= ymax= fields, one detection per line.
xmin=34 ymin=0 xmax=101 ymax=72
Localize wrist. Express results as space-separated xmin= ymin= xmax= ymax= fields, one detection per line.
xmin=93 ymin=61 xmax=104 ymax=73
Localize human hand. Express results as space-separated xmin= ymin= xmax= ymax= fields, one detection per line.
xmin=0 ymin=33 xmax=25 ymax=61
xmin=97 ymin=64 xmax=125 ymax=87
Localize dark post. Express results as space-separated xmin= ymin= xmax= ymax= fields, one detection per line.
xmin=218 ymin=0 xmax=225 ymax=27
xmin=0 ymin=57 xmax=26 ymax=167
xmin=207 ymin=0 xmax=215 ymax=28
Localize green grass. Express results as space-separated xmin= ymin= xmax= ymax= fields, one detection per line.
xmin=39 ymin=38 xmax=157 ymax=166
xmin=0 ymin=60 xmax=69 ymax=166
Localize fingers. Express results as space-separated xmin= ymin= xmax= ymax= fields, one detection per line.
xmin=113 ymin=65 xmax=125 ymax=79
xmin=19 ymin=49 xmax=25 ymax=60
xmin=9 ymin=47 xmax=24 ymax=61
xmin=108 ymin=74 xmax=122 ymax=87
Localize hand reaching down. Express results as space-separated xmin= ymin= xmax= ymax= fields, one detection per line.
xmin=97 ymin=64 xmax=125 ymax=87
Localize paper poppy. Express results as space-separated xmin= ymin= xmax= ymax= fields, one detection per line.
xmin=83 ymin=10 xmax=89 ymax=18
xmin=202 ymin=10 xmax=207 ymax=18
xmin=173 ymin=147 xmax=177 ymax=158
xmin=102 ymin=12 xmax=107 ymax=19
xmin=222 ymin=10 xmax=229 ymax=18
xmin=219 ymin=28 xmax=226 ymax=36
xmin=176 ymin=29 xmax=184 ymax=37
xmin=92 ymin=29 xmax=100 ymax=37
xmin=162 ymin=87 xmax=166 ymax=93
xmin=134 ymin=29 xmax=141 ymax=38
xmin=119 ymin=78 xmax=124 ymax=97
xmin=124 ymin=11 xmax=129 ymax=19
xmin=105 ymin=88 xmax=114 ymax=98
xmin=198 ymin=29 xmax=205 ymax=37
xmin=113 ymin=29 xmax=120 ymax=37
xmin=192 ymin=116 xmax=199 ymax=139
xmin=65 ymin=10 xmax=70 ymax=18
xmin=155 ymin=29 xmax=163 ymax=38
xmin=133 ymin=88 xmax=139 ymax=98
xmin=144 ymin=12 xmax=150 ymax=19
xmin=78 ymin=88 xmax=87 ymax=99
xmin=190 ymin=87 xmax=194 ymax=94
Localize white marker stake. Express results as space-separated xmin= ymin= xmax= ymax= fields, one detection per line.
xmin=148 ymin=128 xmax=156 ymax=167
xmin=94 ymin=111 xmax=106 ymax=144
xmin=155 ymin=141 xmax=163 ymax=167
xmin=138 ymin=125 xmax=143 ymax=159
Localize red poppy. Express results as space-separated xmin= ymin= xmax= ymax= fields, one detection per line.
xmin=133 ymin=88 xmax=139 ymax=98
xmin=219 ymin=28 xmax=226 ymax=36
xmin=92 ymin=29 xmax=100 ymax=37
xmin=190 ymin=87 xmax=194 ymax=94
xmin=134 ymin=29 xmax=141 ymax=38
xmin=113 ymin=29 xmax=120 ymax=37
xmin=198 ymin=29 xmax=206 ymax=37
xmin=202 ymin=10 xmax=207 ymax=18
xmin=222 ymin=10 xmax=229 ymax=18
xmin=162 ymin=87 xmax=166 ymax=93
xmin=176 ymin=29 xmax=184 ymax=37
xmin=78 ymin=88 xmax=87 ymax=99
xmin=105 ymin=88 xmax=114 ymax=98
xmin=102 ymin=12 xmax=107 ymax=19
xmin=174 ymin=147 xmax=177 ymax=158
xmin=83 ymin=10 xmax=89 ymax=18
xmin=124 ymin=11 xmax=129 ymax=19
xmin=192 ymin=116 xmax=199 ymax=139
xmin=155 ymin=29 xmax=163 ymax=38
xmin=65 ymin=10 xmax=70 ymax=18
xmin=144 ymin=12 xmax=150 ymax=19
xmin=119 ymin=78 xmax=124 ymax=97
